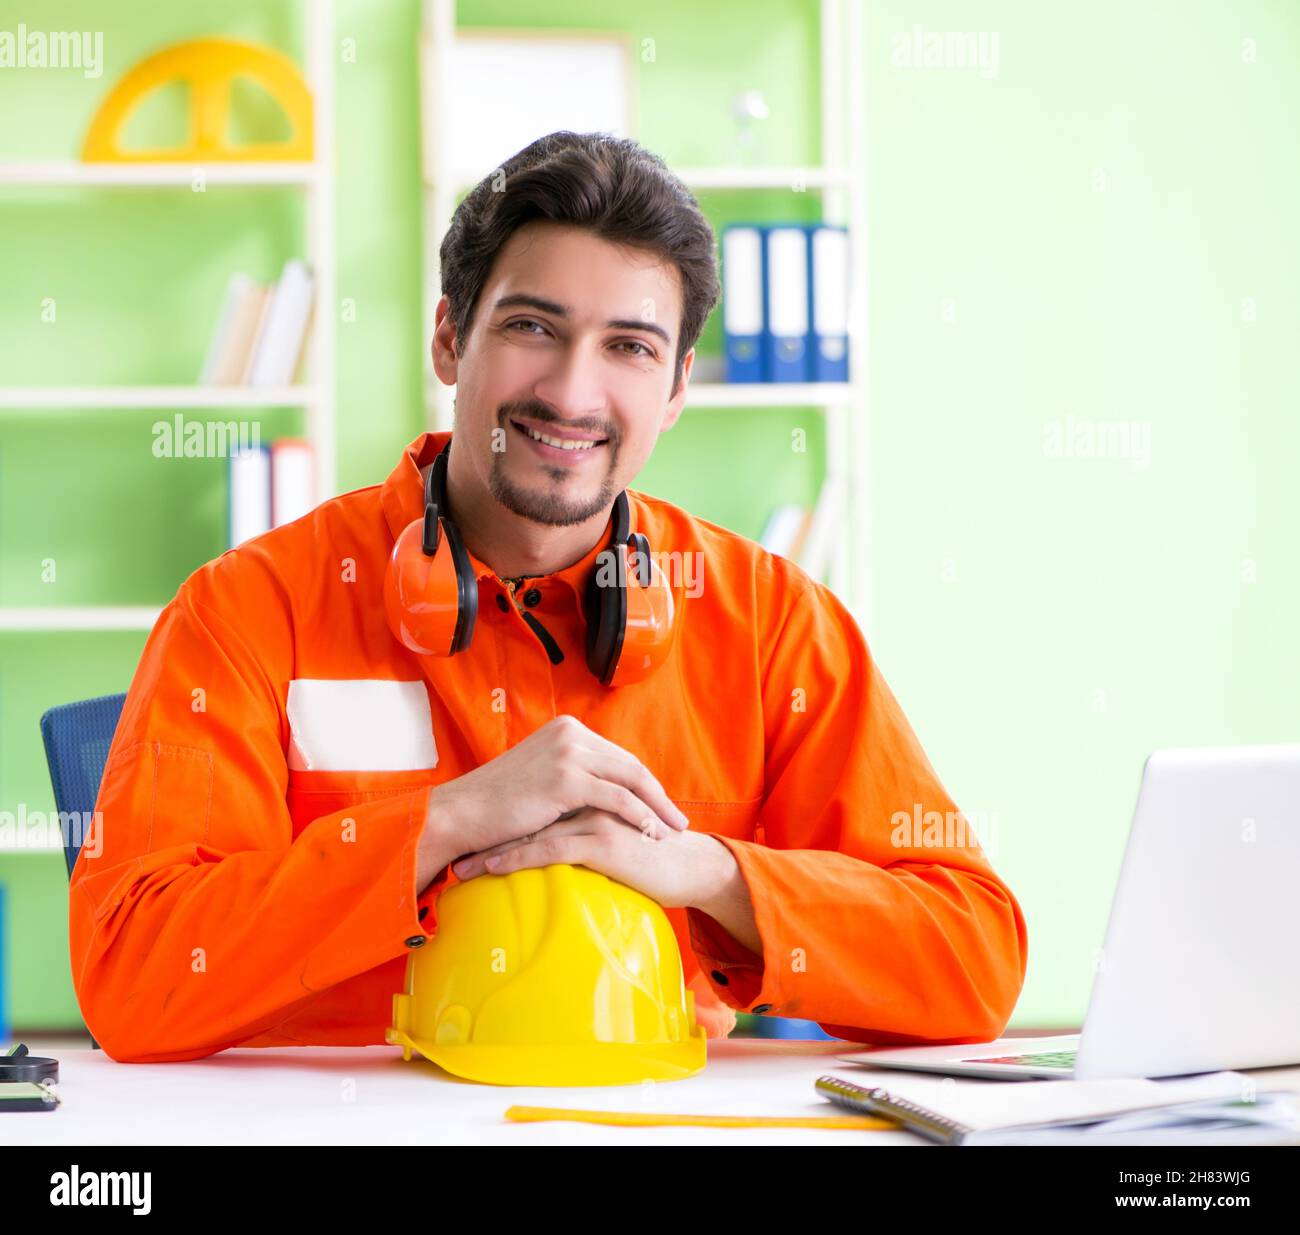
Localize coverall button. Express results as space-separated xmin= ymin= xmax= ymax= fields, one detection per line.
xmin=710 ymin=969 xmax=730 ymax=986
xmin=523 ymin=587 xmax=542 ymax=607
xmin=752 ymin=1003 xmax=773 ymax=1014
xmin=404 ymin=935 xmax=427 ymax=948
xmin=495 ymin=593 xmax=509 ymax=612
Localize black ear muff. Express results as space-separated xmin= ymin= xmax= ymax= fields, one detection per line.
xmin=585 ymin=492 xmax=632 ymax=686
xmin=428 ymin=438 xmax=478 ymax=653
xmin=585 ymin=547 xmax=627 ymax=686
xmin=442 ymin=516 xmax=478 ymax=653
xmin=629 ymin=532 xmax=652 ymax=587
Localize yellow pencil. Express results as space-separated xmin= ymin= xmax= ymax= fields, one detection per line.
xmin=504 ymin=1105 xmax=896 ymax=1131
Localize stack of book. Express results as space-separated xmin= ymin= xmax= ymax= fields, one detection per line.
xmin=199 ymin=259 xmax=316 ymax=387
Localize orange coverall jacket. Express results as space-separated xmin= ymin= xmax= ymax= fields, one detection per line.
xmin=69 ymin=429 xmax=1027 ymax=1062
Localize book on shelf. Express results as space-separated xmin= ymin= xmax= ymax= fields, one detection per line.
xmin=795 ymin=475 xmax=846 ymax=582
xmin=236 ymin=284 xmax=276 ymax=384
xmin=247 ymin=259 xmax=314 ymax=386
xmin=202 ymin=275 xmax=268 ymax=385
xmin=759 ymin=503 xmax=812 ymax=560
xmin=198 ymin=272 xmax=247 ymax=383
xmin=200 ymin=258 xmax=315 ymax=389
xmin=270 ymin=437 xmax=314 ymax=528
xmin=228 ymin=444 xmax=271 ymax=549
xmin=228 ymin=437 xmax=316 ymax=549
xmin=759 ymin=476 xmax=845 ymax=582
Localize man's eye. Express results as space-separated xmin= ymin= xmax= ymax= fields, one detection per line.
xmin=618 ymin=340 xmax=654 ymax=357
xmin=507 ymin=319 xmax=547 ymax=336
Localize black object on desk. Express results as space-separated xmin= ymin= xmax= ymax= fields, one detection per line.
xmin=0 ymin=1043 xmax=61 ymax=1111
xmin=0 ymin=1042 xmax=59 ymax=1083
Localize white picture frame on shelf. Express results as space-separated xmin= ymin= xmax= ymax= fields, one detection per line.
xmin=420 ymin=26 xmax=637 ymax=189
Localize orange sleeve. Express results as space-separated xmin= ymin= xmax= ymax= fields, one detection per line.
xmin=68 ymin=549 xmax=440 ymax=1063
xmin=686 ymin=578 xmax=1028 ymax=1044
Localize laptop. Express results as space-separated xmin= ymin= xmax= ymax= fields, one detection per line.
xmin=837 ymin=744 xmax=1300 ymax=1080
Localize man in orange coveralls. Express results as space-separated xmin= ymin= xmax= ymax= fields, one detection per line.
xmin=70 ymin=132 xmax=1027 ymax=1062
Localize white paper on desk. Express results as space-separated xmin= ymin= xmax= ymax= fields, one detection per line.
xmin=1082 ymin=1091 xmax=1300 ymax=1134
xmin=971 ymin=1119 xmax=1300 ymax=1147
xmin=855 ymin=1070 xmax=1255 ymax=1134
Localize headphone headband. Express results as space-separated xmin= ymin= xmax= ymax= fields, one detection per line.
xmin=422 ymin=440 xmax=449 ymax=555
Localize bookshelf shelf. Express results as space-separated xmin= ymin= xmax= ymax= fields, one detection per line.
xmin=684 ymin=381 xmax=859 ymax=409
xmin=674 ymin=166 xmax=854 ymax=191
xmin=0 ymin=161 xmax=319 ymax=188
xmin=0 ymin=386 xmax=317 ymax=410
xmin=0 ymin=607 xmax=163 ymax=632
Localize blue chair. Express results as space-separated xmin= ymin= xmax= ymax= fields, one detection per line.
xmin=738 ymin=1014 xmax=836 ymax=1040
xmin=40 ymin=692 xmax=127 ymax=880
xmin=39 ymin=691 xmax=127 ymax=1051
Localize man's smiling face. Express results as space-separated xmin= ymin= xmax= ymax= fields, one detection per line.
xmin=444 ymin=220 xmax=692 ymax=528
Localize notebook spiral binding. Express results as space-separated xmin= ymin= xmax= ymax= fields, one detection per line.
xmin=815 ymin=1074 xmax=968 ymax=1145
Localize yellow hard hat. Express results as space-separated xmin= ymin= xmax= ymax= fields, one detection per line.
xmin=387 ymin=863 xmax=707 ymax=1086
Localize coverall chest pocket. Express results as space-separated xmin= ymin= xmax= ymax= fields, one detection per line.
xmin=677 ymin=797 xmax=764 ymax=842
xmin=285 ymin=767 xmax=445 ymax=837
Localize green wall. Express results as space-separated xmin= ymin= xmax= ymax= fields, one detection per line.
xmin=863 ymin=0 xmax=1299 ymax=1025
xmin=1 ymin=0 xmax=1296 ymax=1031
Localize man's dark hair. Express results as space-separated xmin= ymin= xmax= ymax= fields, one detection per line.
xmin=439 ymin=131 xmax=721 ymax=399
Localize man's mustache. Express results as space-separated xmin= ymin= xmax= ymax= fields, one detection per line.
xmin=501 ymin=404 xmax=616 ymax=443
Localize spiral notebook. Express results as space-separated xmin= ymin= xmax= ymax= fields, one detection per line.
xmin=816 ymin=1071 xmax=1300 ymax=1145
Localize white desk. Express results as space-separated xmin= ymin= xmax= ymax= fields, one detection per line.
xmin=10 ymin=1039 xmax=917 ymax=1145
xmin=15 ymin=1039 xmax=1300 ymax=1145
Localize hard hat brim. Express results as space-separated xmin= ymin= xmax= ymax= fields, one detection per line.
xmin=386 ymin=1026 xmax=707 ymax=1087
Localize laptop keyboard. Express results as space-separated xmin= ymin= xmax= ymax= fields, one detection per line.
xmin=961 ymin=1049 xmax=1077 ymax=1069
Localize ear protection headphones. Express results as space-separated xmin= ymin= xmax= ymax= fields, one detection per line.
xmin=384 ymin=438 xmax=676 ymax=686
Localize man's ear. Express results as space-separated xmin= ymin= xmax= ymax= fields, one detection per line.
xmin=662 ymin=347 xmax=695 ymax=432
xmin=431 ymin=295 xmax=460 ymax=384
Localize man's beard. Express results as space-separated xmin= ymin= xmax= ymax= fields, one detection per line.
xmin=486 ymin=402 xmax=620 ymax=527
xmin=487 ymin=449 xmax=619 ymax=527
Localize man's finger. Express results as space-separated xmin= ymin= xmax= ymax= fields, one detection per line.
xmin=574 ymin=769 xmax=680 ymax=838
xmin=452 ymin=816 xmax=620 ymax=879
xmin=484 ymin=832 xmax=589 ymax=876
xmin=568 ymin=738 xmax=691 ymax=831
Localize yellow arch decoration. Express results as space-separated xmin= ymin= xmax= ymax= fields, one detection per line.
xmin=83 ymin=38 xmax=313 ymax=162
